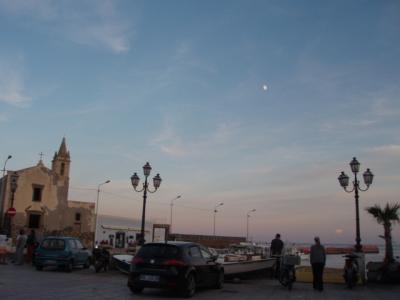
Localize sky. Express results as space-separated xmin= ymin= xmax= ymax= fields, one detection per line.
xmin=1 ymin=0 xmax=399 ymax=244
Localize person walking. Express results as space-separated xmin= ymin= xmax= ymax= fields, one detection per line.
xmin=310 ymin=236 xmax=326 ymax=291
xmin=14 ymin=229 xmax=27 ymax=265
xmin=270 ymin=233 xmax=284 ymax=278
xmin=26 ymin=229 xmax=37 ymax=264
xmin=0 ymin=233 xmax=9 ymax=264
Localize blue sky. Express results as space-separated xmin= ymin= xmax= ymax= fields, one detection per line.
xmin=1 ymin=0 xmax=400 ymax=244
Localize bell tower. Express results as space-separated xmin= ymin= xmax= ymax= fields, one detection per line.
xmin=52 ymin=137 xmax=71 ymax=180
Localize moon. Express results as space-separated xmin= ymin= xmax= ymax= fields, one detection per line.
xmin=335 ymin=229 xmax=343 ymax=235
xmin=262 ymin=84 xmax=268 ymax=91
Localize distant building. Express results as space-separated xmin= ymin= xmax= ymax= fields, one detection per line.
xmin=0 ymin=138 xmax=94 ymax=242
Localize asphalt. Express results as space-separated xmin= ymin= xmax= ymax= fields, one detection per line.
xmin=0 ymin=263 xmax=399 ymax=300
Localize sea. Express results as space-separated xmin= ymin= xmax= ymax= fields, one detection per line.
xmin=297 ymin=244 xmax=400 ymax=268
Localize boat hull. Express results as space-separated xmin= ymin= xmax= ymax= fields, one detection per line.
xmin=223 ymin=258 xmax=276 ymax=275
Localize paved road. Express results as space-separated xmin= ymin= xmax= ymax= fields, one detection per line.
xmin=0 ymin=263 xmax=399 ymax=300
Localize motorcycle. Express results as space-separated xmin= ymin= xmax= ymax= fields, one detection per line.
xmin=343 ymin=254 xmax=359 ymax=289
xmin=278 ymin=253 xmax=300 ymax=290
xmin=93 ymin=246 xmax=110 ymax=273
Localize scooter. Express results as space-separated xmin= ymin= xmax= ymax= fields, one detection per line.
xmin=93 ymin=246 xmax=110 ymax=273
xmin=343 ymin=254 xmax=359 ymax=289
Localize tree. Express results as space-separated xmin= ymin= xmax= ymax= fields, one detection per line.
xmin=366 ymin=203 xmax=400 ymax=264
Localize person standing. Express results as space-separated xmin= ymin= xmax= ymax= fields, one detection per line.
xmin=270 ymin=233 xmax=284 ymax=278
xmin=0 ymin=233 xmax=9 ymax=264
xmin=310 ymin=236 xmax=326 ymax=291
xmin=26 ymin=229 xmax=37 ymax=264
xmin=270 ymin=233 xmax=284 ymax=256
xmin=14 ymin=229 xmax=27 ymax=265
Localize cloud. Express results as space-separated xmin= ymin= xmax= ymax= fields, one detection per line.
xmin=367 ymin=144 xmax=400 ymax=156
xmin=151 ymin=121 xmax=241 ymax=158
xmin=0 ymin=59 xmax=31 ymax=107
xmin=0 ymin=113 xmax=8 ymax=122
xmin=0 ymin=0 xmax=132 ymax=53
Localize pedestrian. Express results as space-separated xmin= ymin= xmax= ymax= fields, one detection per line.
xmin=310 ymin=236 xmax=326 ymax=291
xmin=270 ymin=233 xmax=284 ymax=278
xmin=270 ymin=233 xmax=284 ymax=256
xmin=0 ymin=233 xmax=9 ymax=264
xmin=14 ymin=229 xmax=27 ymax=265
xmin=26 ymin=229 xmax=37 ymax=264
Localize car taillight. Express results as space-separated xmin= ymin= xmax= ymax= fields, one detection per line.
xmin=132 ymin=256 xmax=144 ymax=264
xmin=162 ymin=259 xmax=186 ymax=267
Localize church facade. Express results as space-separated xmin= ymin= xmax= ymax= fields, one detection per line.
xmin=0 ymin=138 xmax=94 ymax=240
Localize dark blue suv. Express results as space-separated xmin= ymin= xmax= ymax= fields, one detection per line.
xmin=34 ymin=237 xmax=91 ymax=272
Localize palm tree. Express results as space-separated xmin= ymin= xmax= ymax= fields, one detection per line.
xmin=365 ymin=203 xmax=400 ymax=264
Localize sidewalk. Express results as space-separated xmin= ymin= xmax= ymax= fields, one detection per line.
xmin=0 ymin=263 xmax=399 ymax=299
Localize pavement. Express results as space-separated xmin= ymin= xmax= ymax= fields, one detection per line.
xmin=0 ymin=263 xmax=399 ymax=300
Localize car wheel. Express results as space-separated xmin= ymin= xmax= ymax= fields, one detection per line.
xmin=36 ymin=265 xmax=43 ymax=271
xmin=181 ymin=273 xmax=196 ymax=298
xmin=83 ymin=258 xmax=90 ymax=269
xmin=65 ymin=260 xmax=73 ymax=273
xmin=214 ymin=270 xmax=224 ymax=289
xmin=129 ymin=285 xmax=144 ymax=294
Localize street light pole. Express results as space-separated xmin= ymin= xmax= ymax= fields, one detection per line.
xmin=170 ymin=195 xmax=182 ymax=233
xmin=131 ymin=162 xmax=162 ymax=246
xmin=94 ymin=180 xmax=110 ymax=245
xmin=8 ymin=172 xmax=19 ymax=236
xmin=246 ymin=209 xmax=256 ymax=242
xmin=338 ymin=157 xmax=374 ymax=252
xmin=213 ymin=202 xmax=224 ymax=236
xmin=2 ymin=155 xmax=12 ymax=178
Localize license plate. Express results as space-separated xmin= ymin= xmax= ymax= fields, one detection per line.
xmin=140 ymin=274 xmax=159 ymax=282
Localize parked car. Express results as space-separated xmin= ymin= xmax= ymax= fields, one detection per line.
xmin=127 ymin=241 xmax=224 ymax=298
xmin=34 ymin=236 xmax=91 ymax=272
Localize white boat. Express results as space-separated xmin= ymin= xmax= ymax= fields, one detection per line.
xmin=112 ymin=254 xmax=133 ymax=274
xmin=222 ymin=257 xmax=276 ymax=275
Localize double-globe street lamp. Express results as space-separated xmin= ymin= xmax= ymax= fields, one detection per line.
xmin=213 ymin=202 xmax=224 ymax=236
xmin=338 ymin=157 xmax=374 ymax=252
xmin=246 ymin=209 xmax=256 ymax=242
xmin=170 ymin=195 xmax=182 ymax=233
xmin=131 ymin=162 xmax=162 ymax=246
xmin=94 ymin=180 xmax=111 ymax=245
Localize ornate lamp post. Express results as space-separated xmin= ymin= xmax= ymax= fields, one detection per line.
xmin=213 ymin=202 xmax=224 ymax=236
xmin=338 ymin=157 xmax=374 ymax=252
xmin=246 ymin=209 xmax=256 ymax=242
xmin=131 ymin=162 xmax=162 ymax=245
xmin=94 ymin=180 xmax=110 ymax=245
xmin=170 ymin=195 xmax=182 ymax=233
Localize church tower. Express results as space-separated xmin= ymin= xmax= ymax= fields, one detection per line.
xmin=52 ymin=137 xmax=71 ymax=180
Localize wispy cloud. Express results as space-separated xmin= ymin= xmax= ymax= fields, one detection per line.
xmin=0 ymin=0 xmax=132 ymax=53
xmin=0 ymin=113 xmax=8 ymax=122
xmin=151 ymin=121 xmax=241 ymax=158
xmin=0 ymin=58 xmax=31 ymax=107
xmin=367 ymin=144 xmax=400 ymax=156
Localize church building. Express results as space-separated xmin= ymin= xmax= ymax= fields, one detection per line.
xmin=0 ymin=138 xmax=94 ymax=240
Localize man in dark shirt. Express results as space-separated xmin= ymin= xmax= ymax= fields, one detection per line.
xmin=270 ymin=233 xmax=284 ymax=256
xmin=270 ymin=233 xmax=284 ymax=278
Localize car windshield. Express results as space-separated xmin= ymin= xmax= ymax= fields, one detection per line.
xmin=41 ymin=239 xmax=66 ymax=250
xmin=137 ymin=244 xmax=180 ymax=259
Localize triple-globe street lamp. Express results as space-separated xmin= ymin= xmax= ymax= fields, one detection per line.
xmin=338 ymin=157 xmax=374 ymax=252
xmin=131 ymin=162 xmax=162 ymax=246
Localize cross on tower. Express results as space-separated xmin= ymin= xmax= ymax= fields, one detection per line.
xmin=39 ymin=152 xmax=44 ymax=161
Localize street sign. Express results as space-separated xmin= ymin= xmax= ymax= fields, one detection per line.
xmin=6 ymin=207 xmax=16 ymax=217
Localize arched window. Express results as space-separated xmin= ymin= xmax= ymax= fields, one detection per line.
xmin=60 ymin=163 xmax=65 ymax=176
